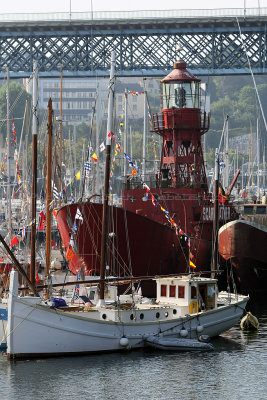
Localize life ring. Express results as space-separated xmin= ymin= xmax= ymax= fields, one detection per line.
xmin=189 ymin=301 xmax=198 ymax=314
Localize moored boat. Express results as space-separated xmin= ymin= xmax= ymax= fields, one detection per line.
xmin=6 ymin=54 xmax=249 ymax=360
xmin=219 ymin=219 xmax=267 ymax=294
xmin=56 ymin=58 xmax=238 ymax=287
xmin=7 ymin=269 xmax=248 ymax=359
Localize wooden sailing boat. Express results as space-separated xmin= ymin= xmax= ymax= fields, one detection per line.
xmin=6 ymin=54 xmax=249 ymax=359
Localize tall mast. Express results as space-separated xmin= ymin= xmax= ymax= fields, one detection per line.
xmin=256 ymin=117 xmax=260 ymax=199
xmin=95 ymin=83 xmax=101 ymax=194
xmin=212 ymin=148 xmax=219 ymax=278
xmin=250 ymin=122 xmax=254 ymax=189
xmin=30 ymin=61 xmax=38 ymax=285
xmin=45 ymin=99 xmax=53 ymax=277
xmin=263 ymin=146 xmax=266 ymax=188
xmin=59 ymin=66 xmax=63 ymax=207
xmin=123 ymin=88 xmax=128 ymax=177
xmin=142 ymin=79 xmax=147 ymax=181
xmin=24 ymin=98 xmax=30 ymax=221
xmin=224 ymin=115 xmax=229 ymax=189
xmin=6 ymin=67 xmax=12 ymax=244
xmin=98 ymin=50 xmax=115 ymax=306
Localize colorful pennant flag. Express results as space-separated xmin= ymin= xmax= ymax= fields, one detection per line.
xmin=92 ymin=153 xmax=98 ymax=162
xmin=11 ymin=236 xmax=18 ymax=247
xmin=100 ymin=142 xmax=105 ymax=152
xmin=66 ymin=246 xmax=75 ymax=260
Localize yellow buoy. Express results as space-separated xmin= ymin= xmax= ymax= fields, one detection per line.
xmin=240 ymin=312 xmax=259 ymax=331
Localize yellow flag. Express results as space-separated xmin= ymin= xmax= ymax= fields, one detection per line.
xmin=92 ymin=153 xmax=98 ymax=162
xmin=76 ymin=171 xmax=81 ymax=180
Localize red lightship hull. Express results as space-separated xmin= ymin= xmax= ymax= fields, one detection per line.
xmin=56 ymin=201 xmax=206 ymax=279
xmin=56 ymin=194 xmax=235 ymax=282
xmin=219 ymin=219 xmax=267 ymax=294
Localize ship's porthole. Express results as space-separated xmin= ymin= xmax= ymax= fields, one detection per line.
xmin=165 ymin=312 xmax=169 ymax=318
xmin=130 ymin=313 xmax=134 ymax=320
xmin=102 ymin=314 xmax=107 ymax=320
xmin=173 ymin=309 xmax=177 ymax=315
xmin=156 ymin=312 xmax=160 ymax=319
xmin=140 ymin=313 xmax=144 ymax=320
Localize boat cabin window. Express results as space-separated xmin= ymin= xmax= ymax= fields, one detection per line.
xmin=191 ymin=286 xmax=197 ymax=300
xmin=178 ymin=285 xmax=185 ymax=298
xmin=162 ymin=81 xmax=200 ymax=109
xmin=170 ymin=285 xmax=176 ymax=297
xmin=161 ymin=284 xmax=167 ymax=297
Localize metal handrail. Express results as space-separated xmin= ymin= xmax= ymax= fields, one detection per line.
xmin=0 ymin=8 xmax=266 ymax=23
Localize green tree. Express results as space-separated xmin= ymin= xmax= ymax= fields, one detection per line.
xmin=0 ymin=81 xmax=30 ymax=143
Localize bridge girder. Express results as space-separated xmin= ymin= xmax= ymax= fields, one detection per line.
xmin=0 ymin=18 xmax=267 ymax=78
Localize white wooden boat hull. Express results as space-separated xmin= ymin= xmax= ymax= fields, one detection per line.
xmin=7 ymin=271 xmax=248 ymax=359
xmin=0 ymin=305 xmax=7 ymax=349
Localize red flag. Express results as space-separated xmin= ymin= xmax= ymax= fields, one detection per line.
xmin=11 ymin=236 xmax=18 ymax=246
xmin=218 ymin=187 xmax=227 ymax=203
xmin=39 ymin=210 xmax=46 ymax=231
xmin=51 ymin=240 xmax=56 ymax=247
xmin=66 ymin=246 xmax=75 ymax=260
xmin=36 ymin=273 xmax=40 ymax=284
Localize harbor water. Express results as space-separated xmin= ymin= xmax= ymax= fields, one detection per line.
xmin=0 ymin=301 xmax=266 ymax=400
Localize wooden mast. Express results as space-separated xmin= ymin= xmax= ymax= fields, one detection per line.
xmin=30 ymin=61 xmax=38 ymax=285
xmin=98 ymin=51 xmax=115 ymax=306
xmin=6 ymin=67 xmax=12 ymax=244
xmin=212 ymin=148 xmax=219 ymax=278
xmin=45 ymin=99 xmax=53 ymax=276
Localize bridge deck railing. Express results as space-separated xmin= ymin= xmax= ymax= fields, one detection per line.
xmin=0 ymin=8 xmax=266 ymax=23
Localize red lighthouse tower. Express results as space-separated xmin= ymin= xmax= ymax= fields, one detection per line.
xmin=56 ymin=58 xmax=238 ymax=285
xmin=154 ymin=59 xmax=209 ymax=190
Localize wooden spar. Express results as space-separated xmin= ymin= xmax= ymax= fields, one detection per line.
xmin=0 ymin=233 xmax=39 ymax=297
xmin=18 ymin=270 xmax=220 ymax=292
xmin=98 ymin=51 xmax=115 ymax=305
xmin=45 ymin=99 xmax=53 ymax=276
xmin=225 ymin=169 xmax=240 ymax=197
xmin=212 ymin=148 xmax=219 ymax=278
xmin=30 ymin=61 xmax=38 ymax=286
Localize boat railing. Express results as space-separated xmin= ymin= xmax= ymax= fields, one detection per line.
xmin=237 ymin=203 xmax=267 ymax=216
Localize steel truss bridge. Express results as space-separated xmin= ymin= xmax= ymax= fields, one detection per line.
xmin=1 ymin=8 xmax=267 ymax=78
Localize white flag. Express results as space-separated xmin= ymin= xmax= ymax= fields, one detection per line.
xmin=74 ymin=208 xmax=83 ymax=223
xmin=100 ymin=142 xmax=105 ymax=152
